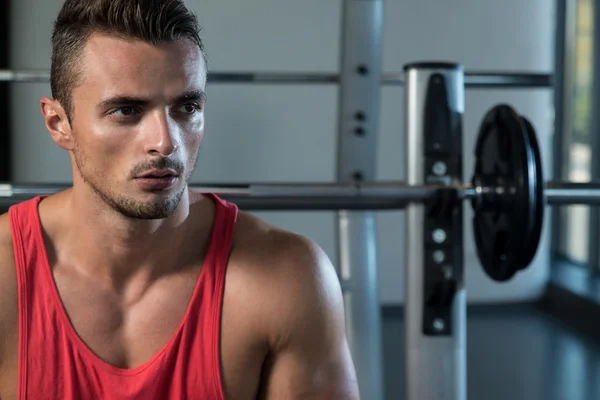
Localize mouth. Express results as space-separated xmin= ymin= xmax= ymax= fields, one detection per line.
xmin=134 ymin=169 xmax=180 ymax=190
xmin=137 ymin=169 xmax=179 ymax=179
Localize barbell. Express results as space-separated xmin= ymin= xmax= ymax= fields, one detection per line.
xmin=1 ymin=180 xmax=598 ymax=207
xmin=0 ymin=69 xmax=553 ymax=88
xmin=1 ymin=104 xmax=597 ymax=282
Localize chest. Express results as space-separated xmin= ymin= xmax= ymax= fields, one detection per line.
xmin=0 ymin=263 xmax=267 ymax=400
xmin=51 ymin=264 xmax=202 ymax=369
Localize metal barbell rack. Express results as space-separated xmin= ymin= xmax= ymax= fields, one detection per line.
xmin=0 ymin=1 xmax=560 ymax=399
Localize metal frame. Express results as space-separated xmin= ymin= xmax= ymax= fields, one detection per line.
xmin=553 ymin=0 xmax=579 ymax=259
xmin=589 ymin=0 xmax=600 ymax=270
xmin=335 ymin=1 xmax=384 ymax=399
xmin=0 ymin=69 xmax=553 ymax=89
xmin=552 ymin=0 xmax=600 ymax=270
xmin=404 ymin=64 xmax=466 ymax=400
xmin=551 ymin=0 xmax=567 ymax=256
xmin=1 ymin=180 xmax=599 ymax=206
xmin=3 ymin=179 xmax=599 ymax=198
xmin=0 ymin=2 xmax=583 ymax=399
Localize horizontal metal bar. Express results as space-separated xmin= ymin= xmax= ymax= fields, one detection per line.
xmin=383 ymin=72 xmax=553 ymax=88
xmin=0 ymin=69 xmax=553 ymax=88
xmin=223 ymin=196 xmax=412 ymax=210
xmin=0 ymin=70 xmax=51 ymax=82
xmin=0 ymin=181 xmax=436 ymax=197
xmin=464 ymin=181 xmax=600 ymax=205
xmin=0 ymin=181 xmax=437 ymax=211
xmin=3 ymin=180 xmax=599 ymax=211
xmin=208 ymin=72 xmax=338 ymax=84
xmin=545 ymin=181 xmax=600 ymax=205
xmin=0 ymin=195 xmax=410 ymax=212
xmin=463 ymin=72 xmax=553 ymax=89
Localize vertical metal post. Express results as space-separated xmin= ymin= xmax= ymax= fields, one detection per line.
xmin=336 ymin=1 xmax=384 ymax=399
xmin=553 ymin=0 xmax=577 ymax=256
xmin=589 ymin=0 xmax=600 ymax=270
xmin=551 ymin=0 xmax=567 ymax=255
xmin=404 ymin=63 xmax=466 ymax=400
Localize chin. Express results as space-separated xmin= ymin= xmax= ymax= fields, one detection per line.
xmin=122 ymin=196 xmax=183 ymax=220
xmin=101 ymin=186 xmax=187 ymax=220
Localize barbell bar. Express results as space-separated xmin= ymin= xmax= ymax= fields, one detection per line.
xmin=0 ymin=69 xmax=553 ymax=89
xmin=1 ymin=180 xmax=599 ymax=210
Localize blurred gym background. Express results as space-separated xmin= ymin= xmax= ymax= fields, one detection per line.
xmin=2 ymin=0 xmax=600 ymax=399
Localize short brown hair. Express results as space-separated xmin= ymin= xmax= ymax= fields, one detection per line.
xmin=50 ymin=0 xmax=207 ymax=121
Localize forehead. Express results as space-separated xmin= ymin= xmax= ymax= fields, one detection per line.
xmin=78 ymin=33 xmax=206 ymax=95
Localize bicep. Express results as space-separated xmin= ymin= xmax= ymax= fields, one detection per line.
xmin=258 ymin=237 xmax=360 ymax=400
xmin=260 ymin=335 xmax=358 ymax=400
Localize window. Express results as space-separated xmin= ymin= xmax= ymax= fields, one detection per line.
xmin=558 ymin=0 xmax=594 ymax=265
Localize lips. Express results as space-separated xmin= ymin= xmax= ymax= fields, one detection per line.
xmin=138 ymin=169 xmax=179 ymax=179
xmin=135 ymin=172 xmax=179 ymax=191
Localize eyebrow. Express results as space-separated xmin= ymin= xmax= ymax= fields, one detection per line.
xmin=98 ymin=90 xmax=208 ymax=109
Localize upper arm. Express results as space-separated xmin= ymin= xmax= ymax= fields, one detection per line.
xmin=258 ymin=233 xmax=360 ymax=400
xmin=0 ymin=212 xmax=17 ymax=369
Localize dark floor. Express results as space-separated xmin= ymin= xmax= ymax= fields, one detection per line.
xmin=382 ymin=303 xmax=600 ymax=400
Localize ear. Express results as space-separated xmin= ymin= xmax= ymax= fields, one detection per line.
xmin=40 ymin=96 xmax=74 ymax=151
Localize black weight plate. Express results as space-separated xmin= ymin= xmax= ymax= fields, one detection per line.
xmin=472 ymin=104 xmax=535 ymax=282
xmin=517 ymin=116 xmax=545 ymax=270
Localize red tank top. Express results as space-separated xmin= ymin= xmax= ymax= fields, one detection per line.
xmin=8 ymin=193 xmax=238 ymax=400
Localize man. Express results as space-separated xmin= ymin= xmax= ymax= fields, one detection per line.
xmin=0 ymin=0 xmax=359 ymax=398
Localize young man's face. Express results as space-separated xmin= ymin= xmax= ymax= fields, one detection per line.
xmin=66 ymin=33 xmax=207 ymax=219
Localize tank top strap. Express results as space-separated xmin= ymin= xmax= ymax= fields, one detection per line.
xmin=203 ymin=193 xmax=238 ymax=270
xmin=182 ymin=193 xmax=238 ymax=399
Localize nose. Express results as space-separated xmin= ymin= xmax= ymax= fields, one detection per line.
xmin=143 ymin=110 xmax=179 ymax=156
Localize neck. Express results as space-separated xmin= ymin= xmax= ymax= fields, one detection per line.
xmin=54 ymin=184 xmax=194 ymax=289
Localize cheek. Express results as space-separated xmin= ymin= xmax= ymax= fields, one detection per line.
xmin=180 ymin=120 xmax=204 ymax=152
xmin=182 ymin=133 xmax=203 ymax=165
xmin=75 ymin=127 xmax=131 ymax=170
xmin=187 ymin=130 xmax=204 ymax=147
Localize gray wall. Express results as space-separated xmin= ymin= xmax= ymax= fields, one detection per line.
xmin=10 ymin=0 xmax=556 ymax=305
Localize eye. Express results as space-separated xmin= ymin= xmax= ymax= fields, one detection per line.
xmin=178 ymin=103 xmax=202 ymax=114
xmin=111 ymin=107 xmax=138 ymax=117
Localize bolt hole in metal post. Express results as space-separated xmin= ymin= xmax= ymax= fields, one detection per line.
xmin=357 ymin=64 xmax=369 ymax=75
xmin=433 ymin=318 xmax=446 ymax=332
xmin=354 ymin=127 xmax=366 ymax=136
xmin=433 ymin=250 xmax=446 ymax=264
xmin=432 ymin=161 xmax=448 ymax=177
xmin=353 ymin=171 xmax=364 ymax=182
xmin=432 ymin=229 xmax=447 ymax=244
xmin=355 ymin=111 xmax=366 ymax=122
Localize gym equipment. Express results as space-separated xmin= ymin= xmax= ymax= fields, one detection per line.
xmin=0 ymin=1 xmax=567 ymax=399
xmin=0 ymin=61 xmax=582 ymax=400
xmin=2 ymin=124 xmax=600 ymax=279
xmin=0 ymin=3 xmax=556 ymax=398
xmin=0 ymin=69 xmax=552 ymax=88
xmin=471 ymin=105 xmax=542 ymax=281
xmin=1 ymin=180 xmax=599 ymax=208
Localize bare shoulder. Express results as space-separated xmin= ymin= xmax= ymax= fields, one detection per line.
xmin=0 ymin=211 xmax=18 ymax=368
xmin=233 ymin=210 xmax=329 ymax=263
xmin=230 ymin=211 xmax=359 ymax=399
xmin=232 ymin=210 xmax=341 ymax=299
